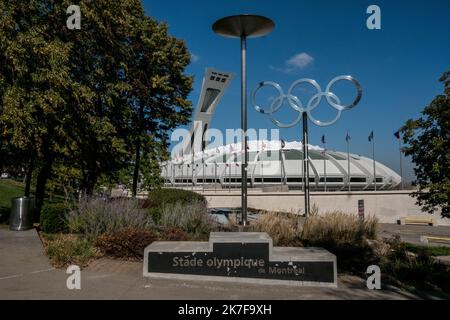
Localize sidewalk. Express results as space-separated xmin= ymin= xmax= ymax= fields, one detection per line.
xmin=0 ymin=226 xmax=435 ymax=300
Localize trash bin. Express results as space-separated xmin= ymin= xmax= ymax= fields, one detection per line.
xmin=9 ymin=196 xmax=35 ymax=231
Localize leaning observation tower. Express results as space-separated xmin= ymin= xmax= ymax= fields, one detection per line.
xmin=160 ymin=68 xmax=401 ymax=191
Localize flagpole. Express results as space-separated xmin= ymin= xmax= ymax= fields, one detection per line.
xmin=399 ymin=137 xmax=404 ymax=190
xmin=372 ymin=132 xmax=377 ymax=191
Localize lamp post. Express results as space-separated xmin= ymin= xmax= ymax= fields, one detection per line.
xmin=213 ymin=15 xmax=275 ymax=226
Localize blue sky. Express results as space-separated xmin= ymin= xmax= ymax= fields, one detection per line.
xmin=143 ymin=0 xmax=450 ymax=182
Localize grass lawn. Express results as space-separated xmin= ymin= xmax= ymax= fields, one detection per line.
xmin=405 ymin=243 xmax=450 ymax=256
xmin=0 ymin=179 xmax=25 ymax=223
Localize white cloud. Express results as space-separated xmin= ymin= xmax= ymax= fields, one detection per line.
xmin=270 ymin=52 xmax=314 ymax=73
xmin=287 ymin=53 xmax=314 ymax=69
xmin=191 ymin=53 xmax=200 ymax=63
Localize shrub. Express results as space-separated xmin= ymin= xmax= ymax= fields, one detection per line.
xmin=148 ymin=189 xmax=206 ymax=208
xmin=66 ymin=197 xmax=154 ymax=240
xmin=380 ymin=236 xmax=450 ymax=293
xmin=159 ymin=227 xmax=190 ymax=241
xmin=43 ymin=234 xmax=99 ymax=268
xmin=147 ymin=207 xmax=162 ymax=224
xmin=40 ymin=203 xmax=71 ymax=233
xmin=300 ymin=211 xmax=378 ymax=246
xmin=95 ymin=228 xmax=158 ymax=259
xmin=252 ymin=212 xmax=302 ymax=246
xmin=160 ymin=200 xmax=212 ymax=239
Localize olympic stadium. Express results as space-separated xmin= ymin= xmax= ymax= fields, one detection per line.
xmin=161 ymin=139 xmax=401 ymax=191
xmin=160 ymin=68 xmax=402 ymax=191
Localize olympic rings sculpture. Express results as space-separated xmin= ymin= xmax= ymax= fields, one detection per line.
xmin=252 ymin=75 xmax=362 ymax=127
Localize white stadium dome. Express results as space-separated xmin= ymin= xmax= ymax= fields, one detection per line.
xmin=161 ymin=140 xmax=402 ymax=191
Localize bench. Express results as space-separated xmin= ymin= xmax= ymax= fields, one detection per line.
xmin=398 ymin=216 xmax=435 ymax=226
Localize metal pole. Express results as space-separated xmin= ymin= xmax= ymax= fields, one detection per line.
xmin=302 ymin=113 xmax=310 ymax=217
xmin=225 ymin=165 xmax=231 ymax=192
xmin=261 ymin=156 xmax=264 ymax=187
xmin=373 ymin=134 xmax=377 ymax=191
xmin=399 ymin=138 xmax=404 ymax=190
xmin=191 ymin=154 xmax=194 ymax=192
xmin=347 ymin=139 xmax=351 ymax=192
xmin=241 ymin=35 xmax=248 ymax=226
xmin=214 ymin=161 xmax=217 ymax=192
xmin=324 ymin=143 xmax=327 ymax=192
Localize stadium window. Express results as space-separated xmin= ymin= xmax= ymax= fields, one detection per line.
xmin=350 ymin=177 xmax=366 ymax=183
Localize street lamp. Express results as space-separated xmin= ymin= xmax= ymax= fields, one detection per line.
xmin=213 ymin=15 xmax=275 ymax=227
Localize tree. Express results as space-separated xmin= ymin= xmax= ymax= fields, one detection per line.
xmin=0 ymin=0 xmax=193 ymax=219
xmin=401 ymin=71 xmax=450 ymax=218
xmin=126 ymin=18 xmax=193 ymax=196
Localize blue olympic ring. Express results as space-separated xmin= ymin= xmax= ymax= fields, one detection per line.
xmin=252 ymin=75 xmax=362 ymax=128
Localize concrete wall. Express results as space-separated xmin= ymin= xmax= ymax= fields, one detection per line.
xmin=199 ymin=190 xmax=450 ymax=226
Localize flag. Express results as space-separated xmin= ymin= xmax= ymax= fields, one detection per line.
xmin=394 ymin=131 xmax=400 ymax=139
xmin=321 ymin=135 xmax=326 ymax=144
xmin=368 ymin=131 xmax=374 ymax=142
xmin=281 ymin=140 xmax=286 ymax=149
xmin=345 ymin=132 xmax=351 ymax=142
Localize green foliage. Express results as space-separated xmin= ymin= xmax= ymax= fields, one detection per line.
xmin=40 ymin=203 xmax=71 ymax=233
xmin=148 ymin=188 xmax=207 ymax=207
xmin=381 ymin=236 xmax=450 ymax=293
xmin=44 ymin=234 xmax=99 ymax=268
xmin=147 ymin=207 xmax=163 ymax=224
xmin=401 ymin=71 xmax=450 ymax=218
xmin=0 ymin=0 xmax=193 ymax=215
xmin=404 ymin=243 xmax=450 ymax=257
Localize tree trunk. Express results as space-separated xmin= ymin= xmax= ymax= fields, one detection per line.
xmin=34 ymin=157 xmax=54 ymax=223
xmin=85 ymin=171 xmax=97 ymax=196
xmin=24 ymin=156 xmax=35 ymax=197
xmin=132 ymin=104 xmax=145 ymax=197
xmin=132 ymin=138 xmax=141 ymax=197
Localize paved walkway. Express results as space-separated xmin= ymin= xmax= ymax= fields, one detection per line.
xmin=379 ymin=224 xmax=450 ymax=246
xmin=0 ymin=226 xmax=442 ymax=300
